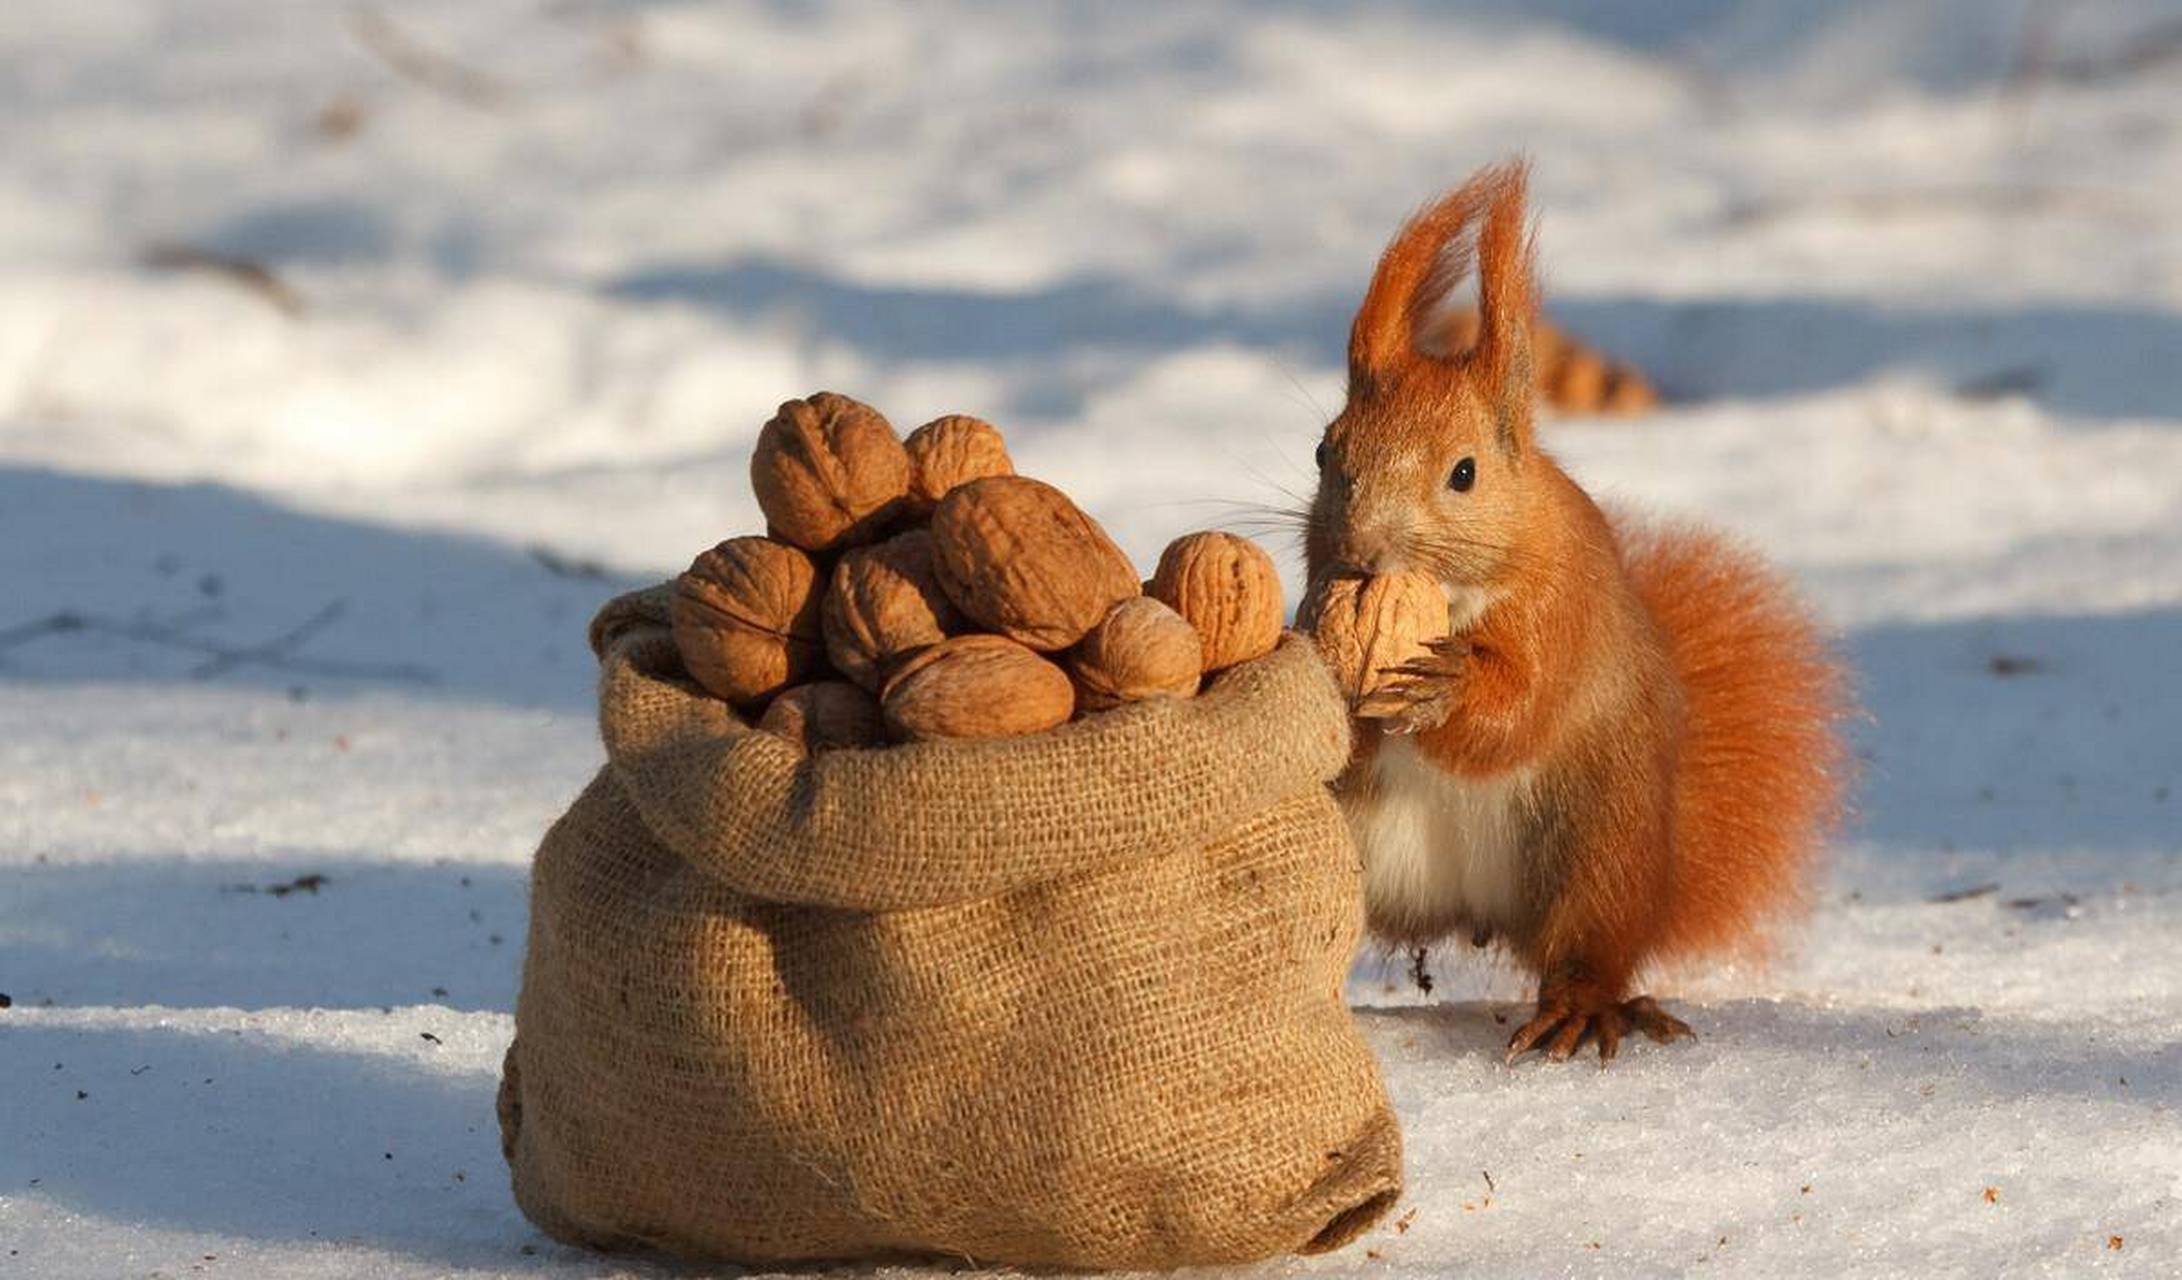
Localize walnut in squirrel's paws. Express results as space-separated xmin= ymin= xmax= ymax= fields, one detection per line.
xmin=1300 ymin=571 xmax=1450 ymax=728
xmin=1354 ymin=637 xmax=1469 ymax=734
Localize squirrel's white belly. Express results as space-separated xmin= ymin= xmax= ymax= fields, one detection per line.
xmin=1344 ymin=736 xmax=1535 ymax=943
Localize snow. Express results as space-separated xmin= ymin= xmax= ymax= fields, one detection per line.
xmin=3 ymin=0 xmax=2180 ymax=1275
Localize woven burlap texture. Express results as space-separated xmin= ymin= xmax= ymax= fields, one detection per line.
xmin=498 ymin=585 xmax=1403 ymax=1268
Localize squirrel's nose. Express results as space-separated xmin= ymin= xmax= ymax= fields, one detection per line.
xmin=1332 ymin=526 xmax=1405 ymax=577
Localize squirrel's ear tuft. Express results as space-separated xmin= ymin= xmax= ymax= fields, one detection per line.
xmin=1347 ymin=160 xmax=1537 ymax=431
xmin=1466 ymin=160 xmax=1537 ymax=454
xmin=1348 ymin=179 xmax=1485 ymax=392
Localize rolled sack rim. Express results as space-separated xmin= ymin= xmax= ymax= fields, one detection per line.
xmin=587 ymin=584 xmax=1353 ymax=911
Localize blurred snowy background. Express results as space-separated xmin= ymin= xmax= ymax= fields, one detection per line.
xmin=3 ymin=1 xmax=2179 ymax=1275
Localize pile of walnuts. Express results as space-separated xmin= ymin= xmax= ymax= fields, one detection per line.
xmin=671 ymin=392 xmax=1287 ymax=749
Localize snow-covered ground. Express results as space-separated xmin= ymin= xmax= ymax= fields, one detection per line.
xmin=4 ymin=1 xmax=2180 ymax=1275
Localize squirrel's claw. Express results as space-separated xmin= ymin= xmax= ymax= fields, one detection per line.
xmin=1504 ymin=1006 xmax=1570 ymax=1063
xmin=1621 ymin=996 xmax=1695 ymax=1046
xmin=1354 ymin=674 xmax=1453 ymax=734
xmin=1422 ymin=635 xmax=1474 ymax=662
xmin=1354 ymin=644 xmax=1466 ymax=734
xmin=1506 ymin=994 xmax=1695 ymax=1068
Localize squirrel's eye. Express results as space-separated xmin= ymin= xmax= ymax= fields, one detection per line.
xmin=1448 ymin=456 xmax=1477 ymax=493
xmin=1314 ymin=440 xmax=1330 ymax=470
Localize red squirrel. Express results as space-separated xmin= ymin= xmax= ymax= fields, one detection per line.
xmin=1306 ymin=161 xmax=1847 ymax=1064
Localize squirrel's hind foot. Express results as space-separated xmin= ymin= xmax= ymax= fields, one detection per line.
xmin=1506 ymin=992 xmax=1694 ymax=1066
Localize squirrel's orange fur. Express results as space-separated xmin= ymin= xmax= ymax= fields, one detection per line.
xmin=1308 ymin=162 xmax=1846 ymax=1063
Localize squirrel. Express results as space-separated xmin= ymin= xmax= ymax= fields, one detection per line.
xmin=1305 ymin=161 xmax=1847 ymax=1064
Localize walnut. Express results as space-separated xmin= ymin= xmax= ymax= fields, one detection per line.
xmin=1147 ymin=531 xmax=1284 ymax=673
xmin=929 ymin=476 xmax=1140 ymax=651
xmin=757 ymin=680 xmax=886 ymax=752
xmin=671 ymin=537 xmax=825 ymax=705
xmin=1299 ymin=571 xmax=1447 ymax=704
xmin=749 ymin=392 xmax=911 ymax=552
xmin=1067 ymin=597 xmax=1202 ymax=711
xmin=820 ymin=529 xmax=963 ymax=691
xmin=881 ymin=634 xmax=1076 ymax=741
xmin=904 ymin=414 xmax=1013 ymax=514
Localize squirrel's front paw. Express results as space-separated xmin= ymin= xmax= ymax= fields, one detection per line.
xmin=1354 ymin=637 xmax=1467 ymax=735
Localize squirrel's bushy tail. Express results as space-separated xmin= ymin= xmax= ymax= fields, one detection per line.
xmin=1619 ymin=520 xmax=1850 ymax=961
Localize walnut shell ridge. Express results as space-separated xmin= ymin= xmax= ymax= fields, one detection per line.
xmin=929 ymin=476 xmax=1140 ymax=652
xmin=904 ymin=415 xmax=1013 ymax=514
xmin=1068 ymin=597 xmax=1203 ymax=711
xmin=881 ymin=634 xmax=1076 ymax=741
xmin=1300 ymin=571 xmax=1447 ymax=704
xmin=1148 ymin=531 xmax=1284 ymax=674
xmin=758 ymin=680 xmax=887 ymax=753
xmin=671 ymin=537 xmax=825 ymax=705
xmin=749 ymin=391 xmax=911 ymax=552
xmin=822 ymin=529 xmax=964 ymax=691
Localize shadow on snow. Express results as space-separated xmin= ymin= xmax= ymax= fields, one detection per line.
xmin=0 ymin=465 xmax=643 ymax=713
xmin=0 ymin=856 xmax=533 ymax=1013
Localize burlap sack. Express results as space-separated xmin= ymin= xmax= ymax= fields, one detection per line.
xmin=498 ymin=586 xmax=1402 ymax=1269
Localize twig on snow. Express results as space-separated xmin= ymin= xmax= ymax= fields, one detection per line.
xmin=0 ymin=601 xmax=435 ymax=686
xmin=140 ymin=244 xmax=306 ymax=318
xmin=348 ymin=6 xmax=511 ymax=111
xmin=528 ymin=544 xmax=610 ymax=580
